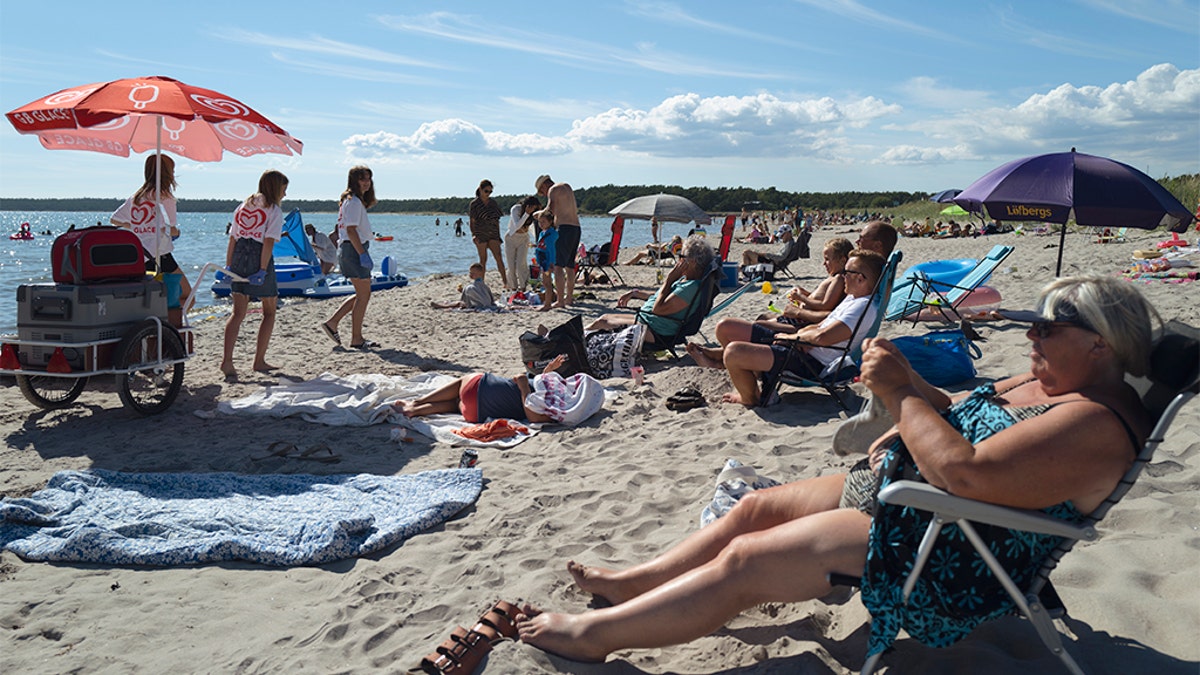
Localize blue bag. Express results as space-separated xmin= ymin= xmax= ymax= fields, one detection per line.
xmin=891 ymin=329 xmax=982 ymax=387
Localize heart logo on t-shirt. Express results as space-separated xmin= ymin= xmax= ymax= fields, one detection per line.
xmin=131 ymin=203 xmax=154 ymax=225
xmin=235 ymin=207 xmax=266 ymax=235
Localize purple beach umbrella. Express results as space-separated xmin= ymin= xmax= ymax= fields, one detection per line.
xmin=954 ymin=150 xmax=1194 ymax=275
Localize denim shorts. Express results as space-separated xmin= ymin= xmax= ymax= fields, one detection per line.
xmin=338 ymin=240 xmax=371 ymax=279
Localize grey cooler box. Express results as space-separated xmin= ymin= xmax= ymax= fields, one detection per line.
xmin=17 ymin=280 xmax=168 ymax=371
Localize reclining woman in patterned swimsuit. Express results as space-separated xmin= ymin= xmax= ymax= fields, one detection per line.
xmin=514 ymin=275 xmax=1155 ymax=661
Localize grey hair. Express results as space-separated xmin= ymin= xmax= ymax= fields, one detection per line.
xmin=681 ymin=236 xmax=714 ymax=273
xmin=1038 ymin=275 xmax=1157 ymax=376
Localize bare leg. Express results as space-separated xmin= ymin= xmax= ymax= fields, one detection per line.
xmin=252 ymin=297 xmax=278 ymax=371
xmin=520 ymin=499 xmax=868 ymax=661
xmin=488 ymin=239 xmax=509 ymax=290
xmin=475 ymin=239 xmax=489 ymax=272
xmin=348 ymin=278 xmax=372 ymax=346
xmin=753 ymin=318 xmax=802 ymax=334
xmin=685 ymin=342 xmax=725 ymax=369
xmin=394 ymin=377 xmax=467 ymax=417
xmin=586 ymin=314 xmax=635 ymax=332
xmin=564 ymin=264 xmax=576 ymax=307
xmin=326 ymin=295 xmax=355 ymax=332
xmin=220 ymin=293 xmax=249 ymax=377
xmin=714 ymin=317 xmax=754 ymax=348
xmin=551 ymin=265 xmax=567 ymax=309
xmin=722 ymin=341 xmax=776 ymax=406
xmin=567 ymin=476 xmax=846 ymax=604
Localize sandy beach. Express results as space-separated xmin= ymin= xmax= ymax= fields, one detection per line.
xmin=1 ymin=226 xmax=1197 ymax=674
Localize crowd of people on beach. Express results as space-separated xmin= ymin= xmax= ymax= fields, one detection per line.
xmin=105 ymin=155 xmax=1183 ymax=670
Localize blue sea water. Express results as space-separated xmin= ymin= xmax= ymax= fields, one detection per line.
xmin=0 ymin=210 xmax=669 ymax=333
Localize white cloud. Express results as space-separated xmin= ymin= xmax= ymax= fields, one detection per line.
xmin=567 ymin=93 xmax=901 ymax=157
xmin=881 ymin=63 xmax=1200 ymax=165
xmin=344 ymin=119 xmax=571 ymax=159
xmin=875 ymin=144 xmax=977 ymax=165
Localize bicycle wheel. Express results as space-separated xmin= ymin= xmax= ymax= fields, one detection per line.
xmin=114 ymin=320 xmax=185 ymax=415
xmin=15 ymin=374 xmax=88 ymax=410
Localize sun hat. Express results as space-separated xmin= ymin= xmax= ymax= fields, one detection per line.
xmin=534 ymin=174 xmax=552 ymax=192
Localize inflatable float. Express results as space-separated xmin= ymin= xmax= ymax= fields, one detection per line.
xmin=10 ymin=222 xmax=34 ymax=240
xmin=890 ymin=257 xmax=1003 ymax=321
xmin=373 ymin=235 xmax=394 ymax=241
xmin=1157 ymin=232 xmax=1189 ymax=249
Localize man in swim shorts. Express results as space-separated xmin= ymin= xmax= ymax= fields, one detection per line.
xmin=535 ymin=174 xmax=581 ymax=309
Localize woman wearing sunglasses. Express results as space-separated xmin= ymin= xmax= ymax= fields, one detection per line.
xmin=514 ymin=275 xmax=1156 ymax=664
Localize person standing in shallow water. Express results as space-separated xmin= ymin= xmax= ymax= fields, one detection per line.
xmin=321 ymin=165 xmax=379 ymax=350
xmin=535 ymin=174 xmax=581 ymax=309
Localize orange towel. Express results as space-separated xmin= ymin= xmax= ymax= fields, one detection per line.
xmin=451 ymin=418 xmax=530 ymax=442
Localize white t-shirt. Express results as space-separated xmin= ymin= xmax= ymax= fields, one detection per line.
xmin=230 ymin=195 xmax=283 ymax=244
xmin=311 ymin=231 xmax=336 ymax=264
xmin=507 ymin=203 xmax=532 ymax=242
xmin=111 ymin=193 xmax=176 ymax=257
xmin=807 ymin=294 xmax=877 ymax=366
xmin=337 ymin=195 xmax=372 ymax=242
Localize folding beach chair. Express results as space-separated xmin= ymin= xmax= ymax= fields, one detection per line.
xmin=763 ymin=250 xmax=902 ymax=410
xmin=1096 ymin=227 xmax=1128 ymax=244
xmin=848 ymin=320 xmax=1199 ymax=675
xmin=636 ymin=259 xmax=722 ymax=359
xmin=576 ymin=216 xmax=625 ymax=286
xmin=888 ymin=244 xmax=1013 ymax=324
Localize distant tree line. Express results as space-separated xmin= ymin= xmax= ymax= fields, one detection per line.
xmin=4 ymin=175 xmax=1194 ymax=215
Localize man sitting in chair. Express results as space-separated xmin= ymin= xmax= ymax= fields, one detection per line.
xmin=586 ymin=236 xmax=713 ymax=345
xmin=740 ymin=227 xmax=796 ymax=269
xmin=689 ymin=249 xmax=884 ymax=406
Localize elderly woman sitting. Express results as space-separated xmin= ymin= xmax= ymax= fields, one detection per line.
xmin=587 ymin=236 xmax=714 ymax=345
xmin=514 ymin=274 xmax=1156 ymax=662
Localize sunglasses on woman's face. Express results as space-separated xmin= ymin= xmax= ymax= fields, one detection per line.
xmin=1030 ymin=321 xmax=1094 ymax=339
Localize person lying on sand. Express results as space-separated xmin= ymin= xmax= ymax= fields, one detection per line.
xmin=687 ymin=249 xmax=885 ymax=406
xmin=393 ymin=354 xmax=567 ymax=423
xmin=514 ymin=274 xmax=1155 ymax=663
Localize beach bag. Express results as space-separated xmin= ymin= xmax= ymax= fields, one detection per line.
xmin=51 ymin=226 xmax=145 ymax=284
xmin=229 ymin=237 xmax=264 ymax=277
xmin=891 ymin=329 xmax=981 ymax=387
xmin=584 ymin=323 xmax=646 ymax=378
xmin=519 ymin=315 xmax=592 ymax=378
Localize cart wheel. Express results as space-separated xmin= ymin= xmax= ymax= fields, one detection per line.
xmin=114 ymin=319 xmax=185 ymax=415
xmin=15 ymin=374 xmax=88 ymax=410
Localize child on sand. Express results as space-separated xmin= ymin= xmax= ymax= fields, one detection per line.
xmin=432 ymin=263 xmax=496 ymax=309
xmin=220 ymin=169 xmax=288 ymax=378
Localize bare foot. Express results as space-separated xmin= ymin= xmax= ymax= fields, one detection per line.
xmin=219 ymin=362 xmax=237 ymax=379
xmin=391 ymin=400 xmax=416 ymax=417
xmin=537 ymin=302 xmax=553 ymax=312
xmin=721 ymin=391 xmax=754 ymax=406
xmin=515 ymin=604 xmax=608 ymax=663
xmin=252 ymin=362 xmax=278 ymax=373
xmin=685 ymin=343 xmax=723 ymax=369
xmin=566 ymin=560 xmax=639 ymax=605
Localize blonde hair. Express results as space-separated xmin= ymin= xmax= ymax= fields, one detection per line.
xmin=1038 ymin=275 xmax=1157 ymax=376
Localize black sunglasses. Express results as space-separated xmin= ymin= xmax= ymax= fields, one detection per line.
xmin=1031 ymin=321 xmax=1095 ymax=339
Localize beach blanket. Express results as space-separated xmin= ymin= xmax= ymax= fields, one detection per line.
xmin=0 ymin=468 xmax=482 ymax=567
xmin=208 ymin=372 xmax=539 ymax=448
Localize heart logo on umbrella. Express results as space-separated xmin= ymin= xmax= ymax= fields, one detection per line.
xmin=131 ymin=203 xmax=154 ymax=225
xmin=216 ymin=120 xmax=259 ymax=142
xmin=45 ymin=87 xmax=97 ymax=106
xmin=191 ymin=95 xmax=249 ymax=117
xmin=235 ymin=207 xmax=266 ymax=234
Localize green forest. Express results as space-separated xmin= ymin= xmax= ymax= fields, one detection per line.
xmin=3 ymin=175 xmax=1196 ymax=217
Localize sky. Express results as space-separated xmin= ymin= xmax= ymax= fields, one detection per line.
xmin=1 ymin=0 xmax=1197 ymax=202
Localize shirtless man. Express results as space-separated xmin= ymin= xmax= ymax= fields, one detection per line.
xmin=535 ymin=174 xmax=581 ymax=309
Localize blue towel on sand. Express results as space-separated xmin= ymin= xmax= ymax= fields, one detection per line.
xmin=0 ymin=468 xmax=482 ymax=567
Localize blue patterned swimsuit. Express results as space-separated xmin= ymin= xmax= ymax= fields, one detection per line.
xmin=858 ymin=380 xmax=1134 ymax=657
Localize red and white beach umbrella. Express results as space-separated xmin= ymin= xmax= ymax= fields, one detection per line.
xmin=5 ymin=75 xmax=303 ymax=161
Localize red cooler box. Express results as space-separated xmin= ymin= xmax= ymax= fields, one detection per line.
xmin=17 ymin=279 xmax=168 ymax=371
